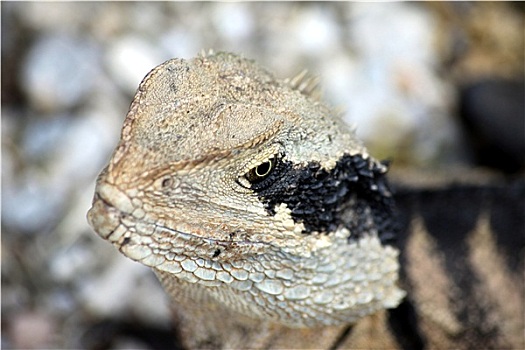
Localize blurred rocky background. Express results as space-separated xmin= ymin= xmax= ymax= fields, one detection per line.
xmin=2 ymin=2 xmax=523 ymax=349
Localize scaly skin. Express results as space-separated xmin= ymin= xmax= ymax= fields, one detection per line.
xmin=87 ymin=52 xmax=404 ymax=328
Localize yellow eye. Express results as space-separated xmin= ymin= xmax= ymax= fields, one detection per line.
xmin=246 ymin=158 xmax=275 ymax=183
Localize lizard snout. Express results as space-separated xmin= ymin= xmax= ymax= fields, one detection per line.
xmin=87 ymin=182 xmax=134 ymax=241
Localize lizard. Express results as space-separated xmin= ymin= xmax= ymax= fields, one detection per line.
xmin=87 ymin=51 xmax=524 ymax=349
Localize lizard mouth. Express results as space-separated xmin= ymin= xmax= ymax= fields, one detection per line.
xmin=87 ymin=182 xmax=270 ymax=263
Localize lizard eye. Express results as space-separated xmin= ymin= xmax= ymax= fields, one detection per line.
xmin=245 ymin=158 xmax=275 ymax=183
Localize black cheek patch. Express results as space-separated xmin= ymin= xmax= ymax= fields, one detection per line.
xmin=251 ymin=154 xmax=397 ymax=244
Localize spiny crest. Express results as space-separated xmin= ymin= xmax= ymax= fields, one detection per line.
xmin=285 ymin=69 xmax=322 ymax=101
xmin=199 ymin=48 xmax=216 ymax=58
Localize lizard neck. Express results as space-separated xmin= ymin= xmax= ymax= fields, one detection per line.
xmin=154 ymin=230 xmax=404 ymax=327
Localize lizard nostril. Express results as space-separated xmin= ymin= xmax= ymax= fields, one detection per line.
xmin=156 ymin=176 xmax=180 ymax=190
xmin=162 ymin=177 xmax=173 ymax=188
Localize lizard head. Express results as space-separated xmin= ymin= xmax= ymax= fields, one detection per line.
xmin=87 ymin=52 xmax=404 ymax=327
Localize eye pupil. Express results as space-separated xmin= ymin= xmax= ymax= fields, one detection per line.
xmin=244 ymin=156 xmax=278 ymax=185
xmin=255 ymin=160 xmax=272 ymax=177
